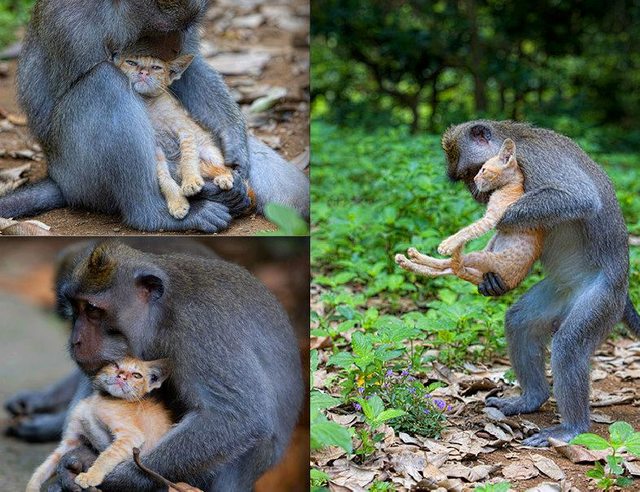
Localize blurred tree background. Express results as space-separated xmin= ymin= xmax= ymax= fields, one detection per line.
xmin=0 ymin=0 xmax=33 ymax=48
xmin=312 ymin=0 xmax=640 ymax=149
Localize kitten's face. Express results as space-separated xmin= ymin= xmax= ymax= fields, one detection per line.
xmin=94 ymin=356 xmax=169 ymax=401
xmin=474 ymin=139 xmax=518 ymax=192
xmin=116 ymin=54 xmax=194 ymax=97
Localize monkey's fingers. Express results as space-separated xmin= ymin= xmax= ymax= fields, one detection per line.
xmin=478 ymin=272 xmax=509 ymax=297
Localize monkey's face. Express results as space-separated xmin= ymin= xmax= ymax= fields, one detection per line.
xmin=441 ymin=121 xmax=502 ymax=202
xmin=57 ymin=243 xmax=167 ymax=375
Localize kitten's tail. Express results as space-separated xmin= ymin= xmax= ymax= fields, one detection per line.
xmin=0 ymin=177 xmax=65 ymax=219
xmin=623 ymin=294 xmax=640 ymax=337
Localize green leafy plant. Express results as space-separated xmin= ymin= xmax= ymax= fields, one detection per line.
xmin=353 ymin=395 xmax=405 ymax=458
xmin=474 ymin=482 xmax=512 ymax=492
xmin=310 ymin=468 xmax=330 ymax=492
xmin=571 ymin=421 xmax=640 ymax=490
xmin=260 ymin=203 xmax=309 ymax=236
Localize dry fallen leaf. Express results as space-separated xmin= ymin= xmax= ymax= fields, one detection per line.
xmin=530 ymin=454 xmax=565 ymax=481
xmin=502 ymin=459 xmax=539 ymax=480
xmin=548 ymin=437 xmax=609 ymax=463
xmin=441 ymin=463 xmax=497 ymax=482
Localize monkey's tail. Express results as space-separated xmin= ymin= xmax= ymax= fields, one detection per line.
xmin=0 ymin=177 xmax=65 ymax=219
xmin=623 ymin=295 xmax=640 ymax=338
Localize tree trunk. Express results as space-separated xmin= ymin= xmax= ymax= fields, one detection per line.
xmin=466 ymin=0 xmax=487 ymax=112
xmin=429 ymin=76 xmax=439 ymax=132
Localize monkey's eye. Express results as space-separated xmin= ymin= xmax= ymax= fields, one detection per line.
xmin=126 ymin=60 xmax=137 ymax=67
xmin=84 ymin=302 xmax=103 ymax=321
xmin=132 ymin=372 xmax=143 ymax=379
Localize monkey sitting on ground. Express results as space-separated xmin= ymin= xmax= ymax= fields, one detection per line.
xmin=442 ymin=119 xmax=640 ymax=447
xmin=115 ymin=53 xmax=237 ymax=220
xmin=0 ymin=0 xmax=309 ymax=233
xmin=9 ymin=239 xmax=303 ymax=491
xmin=396 ymin=138 xmax=543 ymax=291
xmin=27 ymin=357 xmax=172 ymax=492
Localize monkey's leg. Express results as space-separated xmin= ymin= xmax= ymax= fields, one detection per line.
xmin=522 ymin=278 xmax=622 ymax=447
xmin=486 ymin=279 xmax=562 ymax=415
xmin=156 ymin=147 xmax=190 ymax=220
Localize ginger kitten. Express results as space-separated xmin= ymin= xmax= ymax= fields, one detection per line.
xmin=116 ymin=54 xmax=234 ymax=220
xmin=26 ymin=357 xmax=172 ymax=492
xmin=396 ymin=139 xmax=544 ymax=290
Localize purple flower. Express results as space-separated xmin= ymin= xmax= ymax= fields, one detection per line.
xmin=423 ymin=408 xmax=430 ymax=414
xmin=386 ymin=369 xmax=394 ymax=377
xmin=401 ymin=370 xmax=409 ymax=376
xmin=407 ymin=376 xmax=416 ymax=382
xmin=357 ymin=386 xmax=364 ymax=394
xmin=446 ymin=405 xmax=452 ymax=412
xmin=353 ymin=402 xmax=362 ymax=411
xmin=408 ymin=387 xmax=416 ymax=394
xmin=433 ymin=398 xmax=446 ymax=410
xmin=424 ymin=394 xmax=432 ymax=399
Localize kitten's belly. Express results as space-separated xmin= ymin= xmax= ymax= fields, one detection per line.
xmin=490 ymin=231 xmax=540 ymax=255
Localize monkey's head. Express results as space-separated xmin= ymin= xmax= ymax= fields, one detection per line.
xmin=442 ymin=120 xmax=505 ymax=202
xmin=93 ymin=357 xmax=170 ymax=400
xmin=56 ymin=241 xmax=168 ymax=375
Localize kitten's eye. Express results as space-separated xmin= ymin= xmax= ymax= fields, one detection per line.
xmin=126 ymin=60 xmax=137 ymax=67
xmin=132 ymin=372 xmax=143 ymax=379
xmin=151 ymin=65 xmax=163 ymax=71
xmin=84 ymin=302 xmax=103 ymax=321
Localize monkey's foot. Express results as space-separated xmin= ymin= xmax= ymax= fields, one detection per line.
xmin=181 ymin=175 xmax=205 ymax=196
xmin=485 ymin=394 xmax=548 ymax=416
xmin=5 ymin=389 xmax=46 ymax=416
xmin=213 ymin=175 xmax=234 ymax=190
xmin=522 ymin=424 xmax=586 ymax=447
xmin=168 ymin=197 xmax=190 ymax=220
xmin=75 ymin=471 xmax=103 ymax=488
xmin=5 ymin=413 xmax=63 ymax=442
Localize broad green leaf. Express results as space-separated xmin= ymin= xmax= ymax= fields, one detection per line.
xmin=327 ymin=352 xmax=354 ymax=369
xmin=351 ymin=332 xmax=372 ymax=357
xmin=610 ymin=421 xmax=634 ymax=446
xmin=606 ymin=454 xmax=624 ymax=475
xmin=311 ymin=421 xmax=353 ymax=453
xmin=310 ymin=390 xmax=341 ymax=413
xmin=262 ymin=203 xmax=309 ymax=236
xmin=570 ymin=433 xmax=611 ymax=450
xmin=624 ymin=432 xmax=640 ymax=456
xmin=368 ymin=395 xmax=385 ymax=419
xmin=616 ymin=476 xmax=634 ymax=487
xmin=377 ymin=409 xmax=407 ymax=422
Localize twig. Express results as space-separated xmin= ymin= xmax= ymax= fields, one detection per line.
xmin=132 ymin=447 xmax=190 ymax=492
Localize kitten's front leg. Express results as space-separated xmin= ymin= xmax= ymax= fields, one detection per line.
xmin=156 ymin=147 xmax=190 ymax=220
xmin=438 ymin=214 xmax=500 ymax=256
xmin=200 ymin=144 xmax=233 ymax=190
xmin=177 ymin=130 xmax=205 ymax=196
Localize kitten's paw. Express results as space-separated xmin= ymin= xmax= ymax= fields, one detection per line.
xmin=213 ymin=175 xmax=234 ymax=190
xmin=168 ymin=197 xmax=190 ymax=220
xmin=437 ymin=238 xmax=460 ymax=256
xmin=395 ymin=254 xmax=410 ymax=268
xmin=75 ymin=471 xmax=102 ymax=488
xmin=181 ymin=176 xmax=205 ymax=197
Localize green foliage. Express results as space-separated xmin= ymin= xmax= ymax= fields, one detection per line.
xmin=571 ymin=421 xmax=640 ymax=490
xmin=0 ymin=0 xmax=33 ymax=49
xmin=310 ymin=468 xmax=330 ymax=492
xmin=474 ymin=482 xmax=512 ymax=492
xmin=260 ymin=203 xmax=309 ymax=236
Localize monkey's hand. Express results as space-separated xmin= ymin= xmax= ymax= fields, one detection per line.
xmin=438 ymin=236 xmax=464 ymax=256
xmin=478 ymin=272 xmax=510 ymax=297
xmin=48 ymin=445 xmax=97 ymax=492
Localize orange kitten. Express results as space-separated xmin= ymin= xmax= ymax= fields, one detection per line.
xmin=116 ymin=54 xmax=234 ymax=219
xmin=396 ymin=139 xmax=544 ymax=290
xmin=26 ymin=357 xmax=172 ymax=492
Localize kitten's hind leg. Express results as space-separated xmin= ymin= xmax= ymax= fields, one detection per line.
xmin=200 ymin=144 xmax=234 ymax=190
xmin=395 ymin=254 xmax=454 ymax=277
xmin=178 ymin=131 xmax=205 ymax=196
xmin=450 ymin=248 xmax=484 ymax=285
xmin=156 ymin=148 xmax=190 ymax=220
xmin=406 ymin=247 xmax=451 ymax=269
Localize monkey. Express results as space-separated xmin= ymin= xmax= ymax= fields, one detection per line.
xmin=5 ymin=239 xmax=304 ymax=491
xmin=0 ymin=0 xmax=309 ymax=233
xmin=441 ymin=120 xmax=640 ymax=446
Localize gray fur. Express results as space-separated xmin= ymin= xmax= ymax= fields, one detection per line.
xmin=8 ymin=239 xmax=303 ymax=491
xmin=0 ymin=0 xmax=308 ymax=231
xmin=444 ymin=120 xmax=636 ymax=446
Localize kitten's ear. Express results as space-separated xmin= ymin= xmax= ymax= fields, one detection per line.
xmin=498 ymin=138 xmax=516 ymax=166
xmin=147 ymin=359 xmax=171 ymax=390
xmin=168 ymin=55 xmax=195 ymax=82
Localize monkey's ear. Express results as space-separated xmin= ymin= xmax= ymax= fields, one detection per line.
xmin=469 ymin=124 xmax=492 ymax=145
xmin=135 ymin=272 xmax=165 ymax=303
xmin=498 ymin=138 xmax=516 ymax=166
xmin=168 ymin=55 xmax=195 ymax=82
xmin=147 ymin=359 xmax=171 ymax=390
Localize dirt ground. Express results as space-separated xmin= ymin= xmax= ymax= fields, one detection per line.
xmin=0 ymin=0 xmax=309 ymax=236
xmin=0 ymin=238 xmax=309 ymax=491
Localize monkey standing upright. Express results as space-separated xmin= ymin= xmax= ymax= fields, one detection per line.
xmin=0 ymin=0 xmax=309 ymax=232
xmin=442 ymin=120 xmax=640 ymax=446
xmin=7 ymin=240 xmax=304 ymax=491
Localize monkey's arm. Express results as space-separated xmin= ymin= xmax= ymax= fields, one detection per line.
xmin=172 ymin=56 xmax=250 ymax=177
xmin=498 ymin=186 xmax=598 ymax=232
